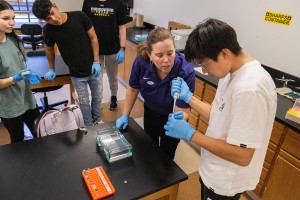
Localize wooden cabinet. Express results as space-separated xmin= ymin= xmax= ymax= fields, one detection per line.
xmin=118 ymin=61 xmax=125 ymax=80
xmin=196 ymin=82 xmax=216 ymax=134
xmin=188 ymin=78 xmax=205 ymax=128
xmin=262 ymin=128 xmax=300 ymax=200
xmin=253 ymin=121 xmax=286 ymax=198
xmin=123 ymin=41 xmax=137 ymax=84
xmin=188 ymin=79 xmax=216 ymax=133
xmin=118 ymin=40 xmax=137 ymax=85
xmin=194 ymin=78 xmax=205 ymax=100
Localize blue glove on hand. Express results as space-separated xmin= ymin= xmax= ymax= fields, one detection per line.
xmin=44 ymin=69 xmax=56 ymax=81
xmin=23 ymin=70 xmax=41 ymax=85
xmin=92 ymin=62 xmax=101 ymax=77
xmin=12 ymin=70 xmax=27 ymax=82
xmin=116 ymin=114 xmax=129 ymax=130
xmin=172 ymin=111 xmax=184 ymax=120
xmin=164 ymin=114 xmax=196 ymax=141
xmin=171 ymin=77 xmax=193 ymax=103
xmin=116 ymin=49 xmax=125 ymax=64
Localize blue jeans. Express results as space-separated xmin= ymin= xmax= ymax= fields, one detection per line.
xmin=71 ymin=75 xmax=103 ymax=126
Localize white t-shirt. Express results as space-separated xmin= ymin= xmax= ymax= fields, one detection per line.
xmin=199 ymin=60 xmax=277 ymax=196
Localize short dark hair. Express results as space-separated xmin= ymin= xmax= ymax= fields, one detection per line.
xmin=184 ymin=18 xmax=242 ymax=62
xmin=32 ymin=0 xmax=53 ymax=20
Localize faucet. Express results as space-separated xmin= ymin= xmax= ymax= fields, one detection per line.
xmin=276 ymin=75 xmax=295 ymax=87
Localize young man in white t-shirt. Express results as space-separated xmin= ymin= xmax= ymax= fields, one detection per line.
xmin=164 ymin=18 xmax=277 ymax=200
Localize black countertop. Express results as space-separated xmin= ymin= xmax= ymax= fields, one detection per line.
xmin=125 ymin=26 xmax=300 ymax=133
xmin=126 ymin=27 xmax=153 ymax=45
xmin=0 ymin=119 xmax=187 ymax=200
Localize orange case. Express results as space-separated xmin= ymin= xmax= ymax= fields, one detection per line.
xmin=82 ymin=166 xmax=116 ymax=200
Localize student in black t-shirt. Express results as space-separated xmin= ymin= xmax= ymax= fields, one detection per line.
xmin=82 ymin=0 xmax=127 ymax=110
xmin=32 ymin=0 xmax=103 ymax=126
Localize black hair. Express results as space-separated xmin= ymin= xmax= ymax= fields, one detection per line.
xmin=32 ymin=0 xmax=53 ymax=20
xmin=0 ymin=0 xmax=25 ymax=59
xmin=184 ymin=18 xmax=242 ymax=62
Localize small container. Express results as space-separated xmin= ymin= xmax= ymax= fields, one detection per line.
xmin=285 ymin=98 xmax=300 ymax=124
xmin=96 ymin=126 xmax=132 ymax=162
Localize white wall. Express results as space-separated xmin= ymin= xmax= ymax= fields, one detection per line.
xmin=52 ymin=0 xmax=84 ymax=12
xmin=134 ymin=0 xmax=300 ymax=77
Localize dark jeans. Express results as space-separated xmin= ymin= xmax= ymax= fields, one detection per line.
xmin=1 ymin=107 xmax=40 ymax=143
xmin=200 ymin=177 xmax=242 ymax=200
xmin=143 ymin=104 xmax=180 ymax=159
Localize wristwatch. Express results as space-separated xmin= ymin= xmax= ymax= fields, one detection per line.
xmin=120 ymin=46 xmax=126 ymax=51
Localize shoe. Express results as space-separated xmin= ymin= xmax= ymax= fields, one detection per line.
xmin=94 ymin=120 xmax=104 ymax=126
xmin=109 ymin=96 xmax=118 ymax=110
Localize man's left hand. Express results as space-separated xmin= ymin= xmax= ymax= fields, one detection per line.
xmin=164 ymin=113 xmax=196 ymax=141
xmin=116 ymin=49 xmax=125 ymax=64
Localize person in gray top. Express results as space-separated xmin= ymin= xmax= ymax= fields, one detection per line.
xmin=0 ymin=0 xmax=41 ymax=143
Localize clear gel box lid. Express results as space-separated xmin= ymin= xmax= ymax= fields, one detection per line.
xmin=96 ymin=126 xmax=132 ymax=162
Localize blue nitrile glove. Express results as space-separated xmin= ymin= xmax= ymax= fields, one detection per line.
xmin=12 ymin=69 xmax=27 ymax=82
xmin=173 ymin=111 xmax=184 ymax=120
xmin=116 ymin=114 xmax=129 ymax=130
xmin=171 ymin=77 xmax=193 ymax=103
xmin=116 ymin=49 xmax=125 ymax=64
xmin=164 ymin=114 xmax=196 ymax=141
xmin=92 ymin=62 xmax=101 ymax=77
xmin=24 ymin=70 xmax=41 ymax=85
xmin=44 ymin=69 xmax=56 ymax=80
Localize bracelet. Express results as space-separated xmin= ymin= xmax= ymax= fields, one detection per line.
xmin=10 ymin=77 xmax=16 ymax=85
xmin=120 ymin=46 xmax=126 ymax=51
xmin=93 ymin=61 xmax=100 ymax=64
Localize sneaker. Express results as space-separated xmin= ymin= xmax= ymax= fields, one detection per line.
xmin=109 ymin=96 xmax=118 ymax=110
xmin=94 ymin=120 xmax=104 ymax=126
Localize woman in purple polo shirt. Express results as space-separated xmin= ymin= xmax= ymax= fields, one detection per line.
xmin=116 ymin=27 xmax=195 ymax=159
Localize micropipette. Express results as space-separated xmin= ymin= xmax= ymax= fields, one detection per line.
xmin=172 ymin=77 xmax=180 ymax=113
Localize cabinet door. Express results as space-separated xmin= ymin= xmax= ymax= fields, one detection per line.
xmin=194 ymin=78 xmax=205 ymax=100
xmin=262 ymin=128 xmax=300 ymax=200
xmin=123 ymin=41 xmax=137 ymax=84
xmin=262 ymin=153 xmax=300 ymax=200
xmin=118 ymin=62 xmax=125 ymax=80
xmin=253 ymin=121 xmax=286 ymax=198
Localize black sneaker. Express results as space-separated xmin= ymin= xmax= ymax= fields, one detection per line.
xmin=109 ymin=96 xmax=118 ymax=110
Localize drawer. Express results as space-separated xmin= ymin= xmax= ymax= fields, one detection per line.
xmin=188 ymin=113 xmax=199 ymax=128
xmin=281 ymin=128 xmax=300 ymax=161
xmin=190 ymin=108 xmax=199 ymax=118
xmin=270 ymin=121 xmax=285 ymax=145
xmin=197 ymin=119 xmax=208 ymax=134
xmin=202 ymin=83 xmax=216 ymax=104
xmin=265 ymin=147 xmax=276 ymax=166
xmin=194 ymin=78 xmax=205 ymax=100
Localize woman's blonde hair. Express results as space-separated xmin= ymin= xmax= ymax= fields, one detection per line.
xmin=137 ymin=27 xmax=174 ymax=60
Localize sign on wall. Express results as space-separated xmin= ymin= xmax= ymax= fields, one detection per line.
xmin=265 ymin=11 xmax=292 ymax=26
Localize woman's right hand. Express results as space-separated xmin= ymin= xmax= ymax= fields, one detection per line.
xmin=12 ymin=70 xmax=27 ymax=82
xmin=116 ymin=114 xmax=129 ymax=130
xmin=171 ymin=77 xmax=193 ymax=103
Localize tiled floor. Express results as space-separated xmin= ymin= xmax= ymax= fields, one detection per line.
xmin=0 ymin=73 xmax=250 ymax=200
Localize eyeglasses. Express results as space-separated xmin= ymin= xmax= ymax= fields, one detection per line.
xmin=193 ymin=59 xmax=212 ymax=70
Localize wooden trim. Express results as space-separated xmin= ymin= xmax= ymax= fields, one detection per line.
xmin=140 ymin=184 xmax=180 ymax=200
xmin=168 ymin=21 xmax=191 ymax=30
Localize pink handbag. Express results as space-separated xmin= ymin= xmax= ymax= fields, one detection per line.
xmin=36 ymin=104 xmax=85 ymax=137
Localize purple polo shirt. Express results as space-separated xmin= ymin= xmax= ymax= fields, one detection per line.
xmin=129 ymin=52 xmax=195 ymax=115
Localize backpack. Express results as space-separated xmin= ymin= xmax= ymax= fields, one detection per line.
xmin=36 ymin=104 xmax=85 ymax=137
